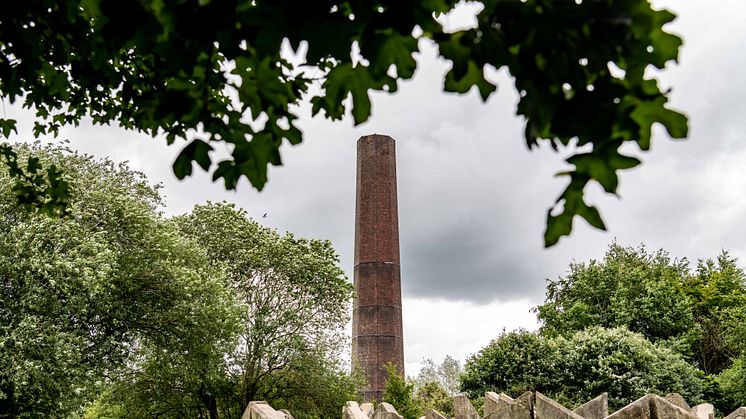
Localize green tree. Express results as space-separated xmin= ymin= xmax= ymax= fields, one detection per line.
xmin=531 ymin=244 xmax=746 ymax=414
xmin=257 ymin=352 xmax=363 ymax=419
xmin=382 ymin=363 xmax=421 ymax=419
xmin=536 ymin=244 xmax=695 ymax=345
xmin=414 ymin=381 xmax=454 ymax=417
xmin=553 ymin=327 xmax=703 ymax=410
xmin=460 ymin=327 xmax=703 ymax=411
xmin=0 ymin=0 xmax=687 ymax=245
xmin=716 ymin=357 xmax=746 ymax=413
xmin=90 ymin=202 xmax=357 ymax=419
xmin=459 ymin=330 xmax=557 ymax=399
xmin=172 ymin=202 xmax=355 ymax=418
xmin=0 ymin=145 xmax=238 ymax=417
xmin=683 ymin=253 xmax=746 ymax=374
xmin=536 ymin=244 xmax=746 ymax=376
xmin=414 ymin=355 xmax=462 ymax=396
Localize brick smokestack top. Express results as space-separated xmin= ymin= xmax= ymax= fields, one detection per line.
xmin=352 ymin=134 xmax=404 ymax=402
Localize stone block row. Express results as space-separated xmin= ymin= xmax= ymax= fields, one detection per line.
xmin=445 ymin=392 xmax=722 ymax=419
xmin=241 ymin=393 xmax=743 ymax=419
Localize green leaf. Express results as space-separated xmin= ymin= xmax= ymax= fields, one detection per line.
xmin=444 ymin=61 xmax=496 ymax=101
xmin=0 ymin=119 xmax=18 ymax=138
xmin=609 ymin=153 xmax=642 ymax=171
xmin=437 ymin=32 xmax=472 ymax=81
xmin=545 ymin=210 xmax=573 ymax=248
xmin=313 ymin=63 xmax=390 ymax=125
xmin=576 ymin=203 xmax=605 ymax=230
xmin=648 ymin=8 xmax=683 ymax=68
xmin=255 ymin=57 xmax=293 ymax=109
xmin=631 ymin=97 xmax=688 ymax=150
xmin=371 ymin=33 xmax=418 ymax=79
xmin=544 ymin=173 xmax=606 ymax=247
xmin=566 ymin=153 xmax=618 ymax=193
xmin=173 ymin=139 xmax=214 ymax=179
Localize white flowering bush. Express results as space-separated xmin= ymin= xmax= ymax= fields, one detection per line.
xmin=460 ymin=327 xmax=703 ymax=410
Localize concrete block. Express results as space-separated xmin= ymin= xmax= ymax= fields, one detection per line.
xmin=649 ymin=394 xmax=697 ymax=419
xmin=373 ymin=402 xmax=403 ymax=419
xmin=606 ymin=395 xmax=697 ymax=419
xmin=484 ymin=392 xmax=514 ymax=417
xmin=453 ymin=395 xmax=480 ymax=419
xmin=691 ymin=403 xmax=714 ymax=419
xmin=484 ymin=391 xmax=532 ymax=419
xmin=534 ymin=392 xmax=583 ymax=419
xmin=343 ymin=401 xmax=369 ymax=419
xmin=361 ymin=403 xmax=374 ymax=418
xmin=725 ymin=407 xmax=746 ymax=419
xmin=665 ymin=393 xmax=691 ymax=410
xmin=513 ymin=392 xmax=533 ymax=415
xmin=606 ymin=395 xmax=650 ymax=419
xmin=425 ymin=409 xmax=448 ymax=419
xmin=242 ymin=401 xmax=285 ymax=419
xmin=573 ymin=393 xmax=608 ymax=419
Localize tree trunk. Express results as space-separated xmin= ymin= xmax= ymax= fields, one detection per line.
xmin=198 ymin=382 xmax=220 ymax=419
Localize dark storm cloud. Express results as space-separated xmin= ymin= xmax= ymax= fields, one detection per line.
xmin=400 ymin=221 xmax=547 ymax=302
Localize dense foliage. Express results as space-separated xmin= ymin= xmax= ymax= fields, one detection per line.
xmin=172 ymin=202 xmax=356 ymax=418
xmin=529 ymin=243 xmax=746 ymax=413
xmin=535 ymin=244 xmax=746 ymax=373
xmin=0 ymin=145 xmax=237 ymax=417
xmin=382 ymin=363 xmax=422 ymax=419
xmin=414 ymin=381 xmax=453 ymax=418
xmin=414 ymin=355 xmax=462 ymax=396
xmin=536 ymin=244 xmax=694 ymax=346
xmin=0 ymin=145 xmax=358 ymax=418
xmin=683 ymin=254 xmax=746 ymax=375
xmin=87 ymin=204 xmax=358 ymax=418
xmin=0 ymin=0 xmax=687 ymax=245
xmin=459 ymin=327 xmax=704 ymax=411
xmin=381 ymin=356 xmax=461 ymax=418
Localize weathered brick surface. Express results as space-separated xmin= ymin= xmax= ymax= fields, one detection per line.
xmin=353 ymin=263 xmax=402 ymax=307
xmin=354 ymin=135 xmax=400 ymax=264
xmin=352 ymin=135 xmax=404 ymax=402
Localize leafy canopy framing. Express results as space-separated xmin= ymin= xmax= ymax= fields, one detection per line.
xmin=0 ymin=0 xmax=687 ymax=245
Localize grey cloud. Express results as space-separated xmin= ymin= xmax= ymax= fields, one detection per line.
xmin=4 ymin=1 xmax=746 ymax=307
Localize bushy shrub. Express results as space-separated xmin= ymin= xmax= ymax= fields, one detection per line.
xmin=415 ymin=381 xmax=454 ymax=417
xmin=553 ymin=327 xmax=703 ymax=409
xmin=460 ymin=330 xmax=558 ymax=398
xmin=382 ymin=363 xmax=422 ymax=419
xmin=460 ymin=327 xmax=703 ymax=410
xmin=716 ymin=356 xmax=746 ymax=413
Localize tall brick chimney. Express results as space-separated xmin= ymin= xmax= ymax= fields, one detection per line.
xmin=352 ymin=134 xmax=405 ymax=402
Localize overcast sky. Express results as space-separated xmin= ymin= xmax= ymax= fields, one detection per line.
xmin=5 ymin=1 xmax=746 ymax=375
